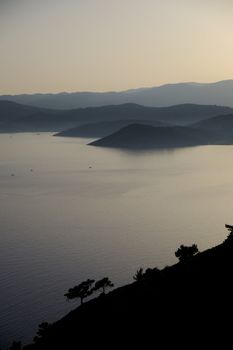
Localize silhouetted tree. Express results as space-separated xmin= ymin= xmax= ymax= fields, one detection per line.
xmin=94 ymin=277 xmax=114 ymax=294
xmin=175 ymin=244 xmax=199 ymax=262
xmin=133 ymin=268 xmax=144 ymax=282
xmin=64 ymin=279 xmax=95 ymax=304
xmin=8 ymin=341 xmax=21 ymax=350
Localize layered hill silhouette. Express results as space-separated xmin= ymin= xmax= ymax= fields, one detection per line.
xmin=2 ymin=80 xmax=233 ymax=109
xmin=89 ymin=124 xmax=214 ymax=149
xmin=1 ymin=100 xmax=232 ymax=133
xmin=192 ymin=114 xmax=233 ymax=144
xmin=0 ymin=101 xmax=66 ymax=132
xmin=21 ymin=228 xmax=233 ymax=348
xmin=58 ymin=103 xmax=233 ymax=125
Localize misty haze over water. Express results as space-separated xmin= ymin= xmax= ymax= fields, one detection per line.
xmin=1 ymin=133 xmax=233 ymax=347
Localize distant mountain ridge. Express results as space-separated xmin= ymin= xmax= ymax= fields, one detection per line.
xmin=1 ymin=80 xmax=233 ymax=109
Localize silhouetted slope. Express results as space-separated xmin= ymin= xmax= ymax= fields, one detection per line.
xmin=2 ymin=80 xmax=233 ymax=109
xmin=54 ymin=119 xmax=168 ymax=138
xmin=89 ymin=124 xmax=213 ymax=149
xmin=23 ymin=235 xmax=233 ymax=348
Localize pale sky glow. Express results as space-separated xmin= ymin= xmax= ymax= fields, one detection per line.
xmin=0 ymin=0 xmax=233 ymax=94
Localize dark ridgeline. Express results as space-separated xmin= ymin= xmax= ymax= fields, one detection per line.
xmin=17 ymin=225 xmax=233 ymax=348
xmin=1 ymin=80 xmax=233 ymax=109
xmin=1 ymin=100 xmax=233 ymax=133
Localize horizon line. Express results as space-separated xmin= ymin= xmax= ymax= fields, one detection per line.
xmin=1 ymin=79 xmax=233 ymax=97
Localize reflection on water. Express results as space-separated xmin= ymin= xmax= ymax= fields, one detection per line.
xmin=1 ymin=133 xmax=233 ymax=347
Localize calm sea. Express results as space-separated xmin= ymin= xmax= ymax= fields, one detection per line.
xmin=0 ymin=133 xmax=232 ymax=348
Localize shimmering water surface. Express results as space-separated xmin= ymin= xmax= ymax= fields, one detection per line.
xmin=1 ymin=133 xmax=233 ymax=347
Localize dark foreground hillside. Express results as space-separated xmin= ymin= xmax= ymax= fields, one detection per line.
xmin=21 ymin=227 xmax=233 ymax=348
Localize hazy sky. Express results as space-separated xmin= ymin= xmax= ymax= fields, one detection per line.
xmin=1 ymin=0 xmax=233 ymax=94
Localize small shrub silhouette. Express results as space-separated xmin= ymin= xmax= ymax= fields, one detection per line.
xmin=133 ymin=268 xmax=144 ymax=281
xmin=144 ymin=267 xmax=160 ymax=277
xmin=175 ymin=244 xmax=199 ymax=262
